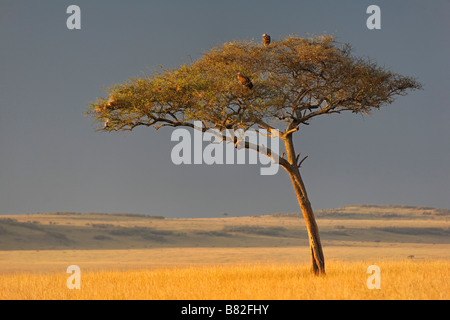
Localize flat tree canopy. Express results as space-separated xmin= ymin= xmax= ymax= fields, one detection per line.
xmin=87 ymin=35 xmax=420 ymax=133
xmin=86 ymin=34 xmax=422 ymax=275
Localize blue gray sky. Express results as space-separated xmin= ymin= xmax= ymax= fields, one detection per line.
xmin=1 ymin=1 xmax=449 ymax=217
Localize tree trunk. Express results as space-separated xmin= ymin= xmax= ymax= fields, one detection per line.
xmin=283 ymin=134 xmax=325 ymax=275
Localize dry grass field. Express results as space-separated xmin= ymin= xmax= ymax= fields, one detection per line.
xmin=0 ymin=205 xmax=449 ymax=299
xmin=1 ymin=260 xmax=448 ymax=300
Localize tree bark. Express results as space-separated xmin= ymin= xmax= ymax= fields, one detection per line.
xmin=282 ymin=134 xmax=325 ymax=275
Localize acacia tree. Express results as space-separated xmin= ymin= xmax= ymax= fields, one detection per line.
xmin=86 ymin=35 xmax=421 ymax=275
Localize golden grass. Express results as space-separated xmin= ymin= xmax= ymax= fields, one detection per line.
xmin=1 ymin=260 xmax=448 ymax=300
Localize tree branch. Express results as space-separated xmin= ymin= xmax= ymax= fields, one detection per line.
xmin=238 ymin=139 xmax=290 ymax=169
xmin=298 ymin=155 xmax=308 ymax=168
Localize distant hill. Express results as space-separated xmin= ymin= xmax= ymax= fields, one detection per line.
xmin=272 ymin=204 xmax=450 ymax=220
xmin=0 ymin=204 xmax=448 ymax=251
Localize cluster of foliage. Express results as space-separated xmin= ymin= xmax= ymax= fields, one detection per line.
xmin=87 ymin=35 xmax=421 ymax=134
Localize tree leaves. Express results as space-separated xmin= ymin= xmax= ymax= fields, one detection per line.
xmin=86 ymin=34 xmax=422 ymax=133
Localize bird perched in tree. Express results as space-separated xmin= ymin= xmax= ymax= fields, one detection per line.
xmin=262 ymin=34 xmax=271 ymax=47
xmin=105 ymin=96 xmax=118 ymax=109
xmin=237 ymin=72 xmax=253 ymax=89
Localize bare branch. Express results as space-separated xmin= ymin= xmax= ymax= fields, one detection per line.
xmin=298 ymin=155 xmax=308 ymax=168
xmin=238 ymin=139 xmax=290 ymax=169
xmin=284 ymin=126 xmax=299 ymax=136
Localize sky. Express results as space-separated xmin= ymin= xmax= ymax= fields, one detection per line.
xmin=0 ymin=0 xmax=449 ymax=218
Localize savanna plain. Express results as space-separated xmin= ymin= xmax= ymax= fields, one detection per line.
xmin=0 ymin=205 xmax=448 ymax=300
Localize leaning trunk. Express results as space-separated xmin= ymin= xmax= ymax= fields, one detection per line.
xmin=288 ymin=168 xmax=325 ymax=275
xmin=283 ymin=134 xmax=325 ymax=275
